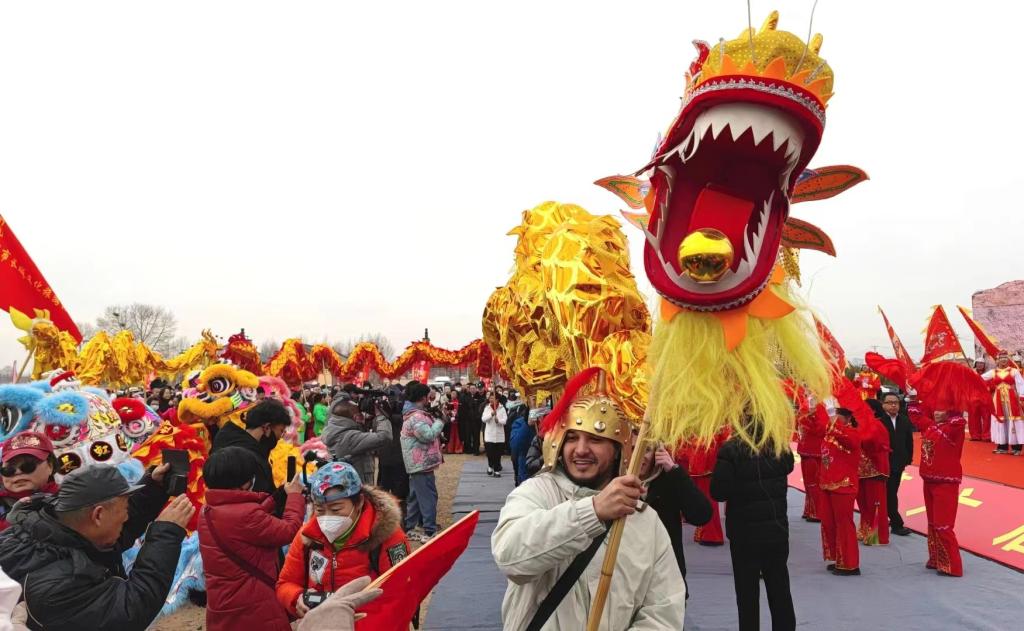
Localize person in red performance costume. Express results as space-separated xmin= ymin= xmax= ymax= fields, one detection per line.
xmin=796 ymin=403 xmax=828 ymax=523
xmin=855 ymin=369 xmax=881 ymax=401
xmin=819 ymin=408 xmax=861 ymax=575
xmin=856 ymin=413 xmax=891 ymax=546
xmin=968 ymin=359 xmax=991 ymax=441
xmin=677 ymin=429 xmax=729 ymax=546
xmin=907 ymin=403 xmax=967 ymax=576
xmin=982 ymin=350 xmax=1024 ymax=455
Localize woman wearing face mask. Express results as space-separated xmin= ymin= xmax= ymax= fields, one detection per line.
xmin=198 ymin=446 xmax=306 ymax=631
xmin=0 ymin=432 xmax=60 ymax=532
xmin=276 ymin=461 xmax=410 ymax=622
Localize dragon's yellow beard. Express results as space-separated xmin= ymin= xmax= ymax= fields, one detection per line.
xmin=648 ymin=286 xmax=831 ymax=455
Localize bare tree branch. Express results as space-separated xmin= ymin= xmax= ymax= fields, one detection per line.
xmin=259 ymin=340 xmax=280 ymax=363
xmin=96 ymin=303 xmax=179 ymax=355
xmin=332 ymin=333 xmax=396 ymax=361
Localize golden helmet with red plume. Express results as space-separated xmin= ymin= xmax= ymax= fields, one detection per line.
xmin=539 ymin=367 xmax=631 ymax=473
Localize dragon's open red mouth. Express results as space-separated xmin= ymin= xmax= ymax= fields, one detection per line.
xmin=643 ymin=101 xmax=813 ymax=311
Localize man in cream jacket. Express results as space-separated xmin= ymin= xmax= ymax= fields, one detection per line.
xmin=490 ymin=368 xmax=684 ymax=630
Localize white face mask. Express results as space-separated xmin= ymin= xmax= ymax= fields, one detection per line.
xmin=317 ymin=514 xmax=354 ymax=541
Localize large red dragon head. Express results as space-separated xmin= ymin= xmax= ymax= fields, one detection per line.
xmin=600 ymin=12 xmax=865 ymax=314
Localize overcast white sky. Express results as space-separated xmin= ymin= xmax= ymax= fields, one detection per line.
xmin=1 ymin=1 xmax=1021 ymax=372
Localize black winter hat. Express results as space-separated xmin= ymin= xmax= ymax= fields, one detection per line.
xmin=405 ymin=380 xmax=430 ymax=403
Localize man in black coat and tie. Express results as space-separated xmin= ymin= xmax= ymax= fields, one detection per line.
xmin=874 ymin=391 xmax=915 ymax=536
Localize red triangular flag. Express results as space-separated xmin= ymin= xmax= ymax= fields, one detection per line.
xmin=358 ymin=510 xmax=480 ymax=630
xmin=877 ymin=306 xmax=915 ymax=373
xmin=920 ymin=306 xmax=965 ymax=365
xmin=956 ymin=305 xmax=1017 ymax=368
xmin=0 ymin=215 xmax=81 ymax=341
xmin=813 ymin=316 xmax=847 ymax=381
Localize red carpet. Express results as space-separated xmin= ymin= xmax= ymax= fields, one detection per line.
xmin=913 ymin=436 xmax=1024 ymax=490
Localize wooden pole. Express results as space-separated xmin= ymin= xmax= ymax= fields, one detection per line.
xmin=15 ymin=348 xmax=33 ymax=383
xmin=586 ymin=414 xmax=651 ymax=631
xmin=589 ymin=368 xmax=651 ymax=631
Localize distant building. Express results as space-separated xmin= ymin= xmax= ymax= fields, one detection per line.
xmin=972 ymin=280 xmax=1024 ymax=363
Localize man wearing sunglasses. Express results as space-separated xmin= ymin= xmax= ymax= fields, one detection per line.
xmin=0 ymin=463 xmax=194 ymax=630
xmin=0 ymin=432 xmax=60 ymax=532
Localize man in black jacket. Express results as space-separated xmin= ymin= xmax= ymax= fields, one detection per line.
xmin=211 ymin=399 xmax=291 ymax=513
xmin=377 ymin=393 xmax=410 ymax=517
xmin=711 ymin=431 xmax=796 ymax=631
xmin=456 ymin=385 xmax=481 ymax=455
xmin=0 ymin=464 xmax=193 ymax=631
xmin=641 ymin=443 xmax=711 ymax=596
xmin=875 ymin=392 xmax=915 ymax=536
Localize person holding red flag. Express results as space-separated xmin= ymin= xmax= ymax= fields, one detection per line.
xmin=906 ymin=359 xmax=993 ymax=577
xmin=907 ymin=402 xmax=967 ymax=576
xmin=819 ymin=407 xmax=862 ymax=575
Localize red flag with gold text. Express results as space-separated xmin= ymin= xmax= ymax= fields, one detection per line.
xmin=0 ymin=215 xmax=81 ymax=341
xmin=878 ymin=306 xmax=915 ymax=373
xmin=358 ymin=510 xmax=479 ymax=630
xmin=920 ymin=305 xmax=965 ymax=364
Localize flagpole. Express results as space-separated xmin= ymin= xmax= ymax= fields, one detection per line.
xmin=586 ymin=371 xmax=650 ymax=631
xmin=15 ymin=348 xmax=32 ymax=383
xmin=587 ymin=412 xmax=651 ymax=631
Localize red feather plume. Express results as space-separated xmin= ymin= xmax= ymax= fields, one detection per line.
xmin=909 ymin=361 xmax=994 ymax=420
xmin=864 ymin=352 xmax=909 ymax=391
xmin=539 ymin=367 xmax=602 ymax=437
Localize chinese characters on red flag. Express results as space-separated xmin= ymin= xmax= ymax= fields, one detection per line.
xmin=920 ymin=305 xmax=965 ymax=365
xmin=0 ymin=215 xmax=81 ymax=342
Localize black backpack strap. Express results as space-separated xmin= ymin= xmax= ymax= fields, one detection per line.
xmin=369 ymin=545 xmax=381 ymax=576
xmin=526 ymin=528 xmax=609 ymax=631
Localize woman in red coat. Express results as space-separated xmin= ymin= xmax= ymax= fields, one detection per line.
xmin=198 ymin=446 xmax=306 ymax=631
xmin=908 ymin=404 xmax=967 ymax=576
xmin=277 ymin=461 xmax=410 ymax=621
xmin=819 ymin=408 xmax=861 ymax=575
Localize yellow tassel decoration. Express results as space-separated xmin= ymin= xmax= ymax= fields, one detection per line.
xmin=647 ymin=283 xmax=831 ymax=456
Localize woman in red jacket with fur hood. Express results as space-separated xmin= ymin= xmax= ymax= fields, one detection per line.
xmin=277 ymin=461 xmax=410 ymax=622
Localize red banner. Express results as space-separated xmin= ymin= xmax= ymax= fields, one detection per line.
xmin=360 ymin=510 xmax=479 ymax=630
xmin=878 ymin=306 xmax=916 ymax=373
xmin=790 ymin=455 xmax=1024 ymax=572
xmin=957 ymin=305 xmax=1017 ymax=368
xmin=0 ymin=215 xmax=81 ymax=341
xmin=920 ymin=305 xmax=965 ymax=365
xmin=411 ymin=359 xmax=431 ymax=383
xmin=813 ymin=316 xmax=847 ymax=379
